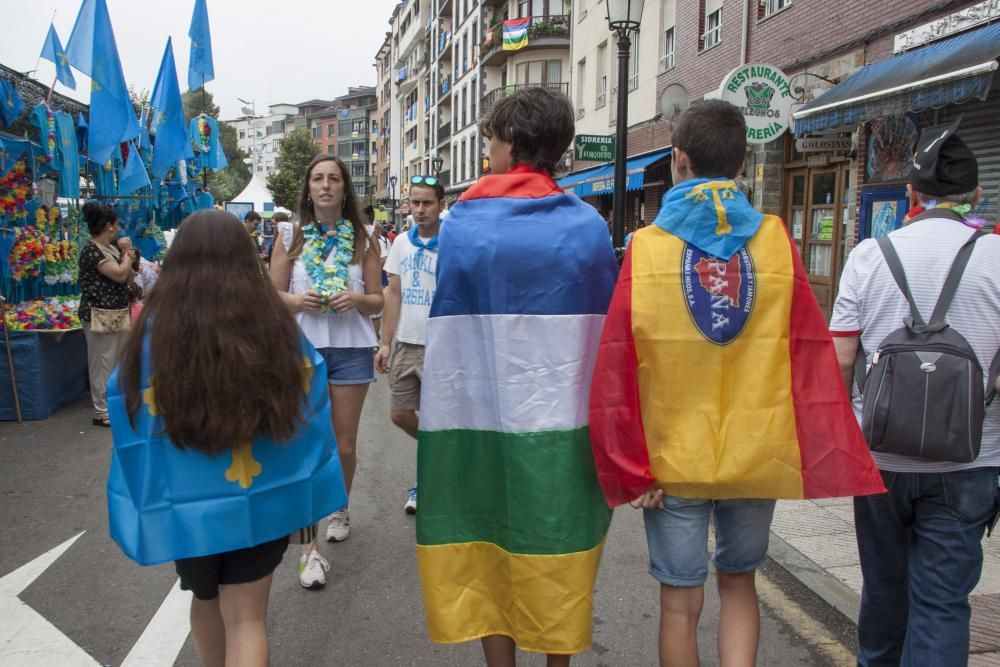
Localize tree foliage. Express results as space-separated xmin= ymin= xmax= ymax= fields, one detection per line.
xmin=267 ymin=128 xmax=320 ymax=210
xmin=129 ymin=86 xmax=149 ymax=119
xmin=181 ymin=88 xmax=250 ymax=203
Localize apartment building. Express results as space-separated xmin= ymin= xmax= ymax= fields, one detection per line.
xmin=378 ymin=0 xmax=574 ymax=207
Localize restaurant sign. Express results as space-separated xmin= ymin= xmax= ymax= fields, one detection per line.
xmin=575 ymin=134 xmax=616 ymax=161
xmin=718 ymin=64 xmax=795 ymax=145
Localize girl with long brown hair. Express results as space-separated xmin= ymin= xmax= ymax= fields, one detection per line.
xmin=270 ymin=154 xmax=384 ymax=589
xmin=111 ymin=210 xmax=347 ymax=667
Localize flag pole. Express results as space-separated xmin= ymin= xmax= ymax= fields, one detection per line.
xmin=201 ymin=86 xmax=208 ymax=190
xmin=41 ymin=9 xmax=58 ymax=103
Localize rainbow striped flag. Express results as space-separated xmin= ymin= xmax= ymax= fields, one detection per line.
xmin=502 ymin=17 xmax=530 ymax=51
xmin=589 ymin=215 xmax=885 ymax=505
xmin=416 ymin=166 xmax=618 ymax=654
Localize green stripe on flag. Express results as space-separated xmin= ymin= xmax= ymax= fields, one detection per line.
xmin=416 ymin=427 xmax=612 ymax=555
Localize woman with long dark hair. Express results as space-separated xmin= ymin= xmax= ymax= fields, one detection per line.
xmin=78 ymin=201 xmax=135 ymax=427
xmin=112 ymin=210 xmax=346 ymax=667
xmin=270 ymin=154 xmax=384 ymax=589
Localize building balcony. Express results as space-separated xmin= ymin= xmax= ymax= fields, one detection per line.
xmin=480 ymin=15 xmax=570 ymax=67
xmin=439 ymin=75 xmax=452 ymax=99
xmin=481 ymin=0 xmax=504 ymax=7
xmin=437 ymin=0 xmax=452 ymax=18
xmin=438 ymin=30 xmax=453 ymax=57
xmin=481 ymin=81 xmax=569 ymax=114
xmin=437 ymin=121 xmax=451 ymax=145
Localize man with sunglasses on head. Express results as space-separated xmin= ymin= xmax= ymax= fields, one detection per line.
xmin=375 ymin=174 xmax=445 ymax=514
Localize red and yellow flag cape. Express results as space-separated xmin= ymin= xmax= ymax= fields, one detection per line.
xmin=589 ymin=215 xmax=885 ymax=506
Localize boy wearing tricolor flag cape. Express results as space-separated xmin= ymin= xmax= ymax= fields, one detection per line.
xmin=589 ymin=101 xmax=884 ymax=665
xmin=108 ymin=210 xmax=347 ymax=665
xmin=416 ymin=87 xmax=618 ymax=663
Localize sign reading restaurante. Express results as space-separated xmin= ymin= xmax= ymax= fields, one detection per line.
xmin=717 ymin=64 xmax=794 ymax=144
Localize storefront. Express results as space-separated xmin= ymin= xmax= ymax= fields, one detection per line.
xmin=791 ymin=18 xmax=1000 ymax=315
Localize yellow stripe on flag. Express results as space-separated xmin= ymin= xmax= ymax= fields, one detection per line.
xmin=630 ymin=217 xmax=804 ymax=499
xmin=417 ymin=540 xmax=605 ymax=654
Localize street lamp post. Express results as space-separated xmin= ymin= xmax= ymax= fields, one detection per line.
xmin=389 ymin=175 xmax=398 ymax=232
xmin=605 ymin=0 xmax=645 ymax=251
xmin=237 ymin=97 xmax=260 ymax=176
xmin=431 ymin=154 xmax=443 ymax=176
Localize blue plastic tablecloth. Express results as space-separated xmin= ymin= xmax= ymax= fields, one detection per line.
xmin=0 ymin=328 xmax=89 ymax=420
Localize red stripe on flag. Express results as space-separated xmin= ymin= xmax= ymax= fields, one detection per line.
xmin=589 ymin=244 xmax=656 ymax=507
xmin=504 ymin=17 xmax=531 ymax=28
xmin=459 ymin=165 xmax=563 ymax=202
xmin=784 ymin=226 xmax=885 ymax=499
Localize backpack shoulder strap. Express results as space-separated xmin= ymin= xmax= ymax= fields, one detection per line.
xmin=877 ymin=235 xmax=926 ymax=330
xmin=987 ymin=347 xmax=1000 ymax=408
xmin=928 ymin=230 xmax=988 ymax=328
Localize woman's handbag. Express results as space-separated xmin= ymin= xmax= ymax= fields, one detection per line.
xmin=90 ymin=306 xmax=131 ymax=334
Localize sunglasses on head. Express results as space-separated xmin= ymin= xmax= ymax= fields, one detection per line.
xmin=411 ymin=175 xmax=439 ymax=186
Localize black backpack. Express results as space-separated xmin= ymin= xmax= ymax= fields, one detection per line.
xmin=857 ymin=222 xmax=1000 ymax=462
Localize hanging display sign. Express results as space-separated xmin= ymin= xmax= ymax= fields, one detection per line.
xmin=795 ymin=137 xmax=852 ymax=152
xmin=894 ymin=1 xmax=1000 ymax=53
xmin=718 ymin=64 xmax=795 ymax=144
xmin=575 ymin=135 xmax=616 ymax=161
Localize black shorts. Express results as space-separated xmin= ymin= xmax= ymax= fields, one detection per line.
xmin=175 ymin=536 xmax=289 ymax=601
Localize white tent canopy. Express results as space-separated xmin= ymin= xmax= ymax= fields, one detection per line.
xmin=230 ymin=174 xmax=275 ymax=211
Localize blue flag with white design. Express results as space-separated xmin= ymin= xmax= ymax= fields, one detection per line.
xmin=117 ymin=141 xmax=150 ymax=195
xmin=40 ymin=23 xmax=77 ymax=90
xmin=188 ymin=0 xmax=215 ymax=91
xmin=107 ymin=335 xmax=348 ymax=566
xmin=65 ymin=0 xmax=140 ymax=163
xmin=150 ymin=39 xmax=194 ymax=179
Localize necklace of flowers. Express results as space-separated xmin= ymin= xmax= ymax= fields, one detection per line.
xmin=193 ymin=115 xmax=212 ymax=154
xmin=302 ymin=219 xmax=354 ymax=312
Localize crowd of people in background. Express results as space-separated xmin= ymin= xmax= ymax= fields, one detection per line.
xmin=86 ymin=86 xmax=1000 ymax=667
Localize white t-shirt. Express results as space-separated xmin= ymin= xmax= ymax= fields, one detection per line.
xmin=384 ymin=230 xmax=438 ymax=346
xmin=280 ymin=223 xmax=377 ymax=350
xmin=830 ymin=216 xmax=1000 ymax=472
xmin=366 ymin=224 xmax=389 ymax=260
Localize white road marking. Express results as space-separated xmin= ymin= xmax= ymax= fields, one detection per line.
xmin=0 ymin=532 xmax=98 ymax=666
xmin=121 ymin=578 xmax=192 ymax=667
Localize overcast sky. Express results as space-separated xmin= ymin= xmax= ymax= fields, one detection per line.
xmin=1 ymin=0 xmax=398 ymax=120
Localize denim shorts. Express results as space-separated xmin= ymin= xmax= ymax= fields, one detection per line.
xmin=643 ymin=496 xmax=776 ymax=587
xmin=318 ymin=346 xmax=376 ymax=385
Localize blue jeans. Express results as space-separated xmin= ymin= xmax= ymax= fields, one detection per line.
xmin=854 ymin=467 xmax=1000 ymax=666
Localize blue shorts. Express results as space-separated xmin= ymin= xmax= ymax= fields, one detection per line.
xmin=643 ymin=496 xmax=776 ymax=587
xmin=318 ymin=347 xmax=375 ymax=385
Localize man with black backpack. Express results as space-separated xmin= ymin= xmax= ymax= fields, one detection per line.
xmin=831 ymin=117 xmax=1000 ymax=666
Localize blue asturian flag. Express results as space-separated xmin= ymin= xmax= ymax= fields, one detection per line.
xmin=150 ymin=39 xmax=194 ymax=180
xmin=65 ymin=0 xmax=140 ymax=163
xmin=188 ymin=0 xmax=215 ymax=92
xmin=107 ymin=335 xmax=348 ymax=566
xmin=0 ymin=80 xmax=25 ymax=127
xmin=40 ymin=23 xmax=77 ymax=90
xmin=54 ymin=111 xmax=81 ymax=199
xmin=117 ymin=141 xmax=150 ymax=195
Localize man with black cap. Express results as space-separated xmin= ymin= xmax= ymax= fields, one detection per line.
xmin=830 ymin=117 xmax=1000 ymax=665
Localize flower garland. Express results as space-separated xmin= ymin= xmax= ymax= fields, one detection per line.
xmin=8 ymin=226 xmax=45 ymax=280
xmin=0 ymin=161 xmax=31 ymax=224
xmin=3 ymin=296 xmax=80 ymax=330
xmin=302 ymin=220 xmax=354 ymax=312
xmin=43 ymin=239 xmax=76 ymax=284
xmin=193 ymin=116 xmax=212 ymax=153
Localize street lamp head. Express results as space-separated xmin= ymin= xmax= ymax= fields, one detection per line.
xmin=605 ymin=0 xmax=645 ymax=31
xmin=240 ymin=106 xmax=255 ymax=117
xmin=389 ymin=175 xmax=398 ymax=189
xmin=431 ymin=155 xmax=444 ymax=175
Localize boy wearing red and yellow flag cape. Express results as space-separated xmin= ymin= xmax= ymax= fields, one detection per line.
xmin=589 ymin=100 xmax=884 ymax=665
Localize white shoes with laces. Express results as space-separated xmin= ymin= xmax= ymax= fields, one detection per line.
xmin=326 ymin=509 xmax=350 ymax=542
xmin=298 ymin=550 xmax=330 ymax=589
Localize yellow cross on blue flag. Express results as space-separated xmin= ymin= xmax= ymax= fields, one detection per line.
xmin=40 ymin=23 xmax=76 ymax=90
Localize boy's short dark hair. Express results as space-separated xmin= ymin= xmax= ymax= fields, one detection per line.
xmin=671 ymin=100 xmax=747 ymax=179
xmin=244 ymin=211 xmax=262 ymax=222
xmin=479 ymin=87 xmax=574 ymax=174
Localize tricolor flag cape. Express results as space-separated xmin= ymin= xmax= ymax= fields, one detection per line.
xmin=107 ymin=335 xmax=347 ymax=566
xmin=417 ymin=165 xmax=618 ymax=654
xmin=589 ymin=178 xmax=884 ymax=506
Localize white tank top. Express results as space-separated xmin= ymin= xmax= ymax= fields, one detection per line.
xmin=279 ymin=222 xmax=377 ymax=350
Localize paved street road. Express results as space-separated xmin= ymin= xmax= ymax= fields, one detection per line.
xmin=1 ymin=379 xmax=857 ymax=666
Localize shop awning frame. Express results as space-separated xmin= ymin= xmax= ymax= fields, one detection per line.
xmin=792 ymin=21 xmax=1000 ymax=136
xmin=558 ymin=149 xmax=671 ymax=197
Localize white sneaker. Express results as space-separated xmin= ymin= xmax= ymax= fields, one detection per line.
xmin=404 ymin=487 xmax=417 ymax=514
xmin=298 ymin=550 xmax=329 ymax=589
xmin=326 ymin=509 xmax=350 ymax=542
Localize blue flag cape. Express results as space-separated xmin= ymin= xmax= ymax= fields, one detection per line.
xmin=107 ymin=335 xmax=347 ymax=566
xmin=652 ymin=178 xmax=763 ymax=260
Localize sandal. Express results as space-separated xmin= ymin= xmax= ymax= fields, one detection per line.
xmin=92 ymin=416 xmax=111 ymax=428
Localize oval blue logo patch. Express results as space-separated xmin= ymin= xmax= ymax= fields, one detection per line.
xmin=681 ymin=244 xmax=756 ymax=345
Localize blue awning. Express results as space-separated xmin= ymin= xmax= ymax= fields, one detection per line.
xmin=793 ymin=22 xmax=1000 ymax=136
xmin=558 ymin=149 xmax=670 ymax=197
